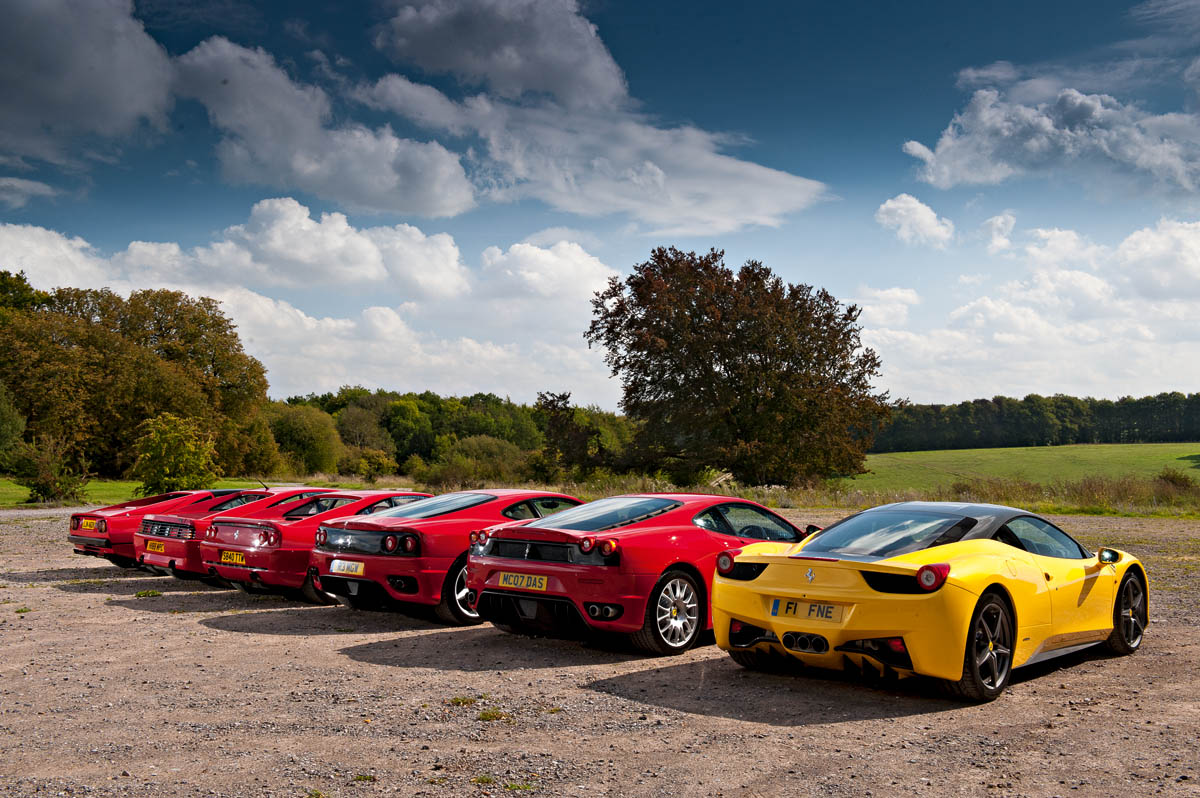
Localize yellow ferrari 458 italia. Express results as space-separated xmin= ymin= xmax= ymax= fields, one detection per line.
xmin=712 ymin=501 xmax=1147 ymax=701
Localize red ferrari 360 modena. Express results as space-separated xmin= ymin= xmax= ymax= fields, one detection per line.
xmin=134 ymin=487 xmax=332 ymax=580
xmin=466 ymin=493 xmax=813 ymax=654
xmin=311 ymin=489 xmax=580 ymax=624
xmin=199 ymin=490 xmax=430 ymax=602
xmin=69 ymin=489 xmax=243 ymax=568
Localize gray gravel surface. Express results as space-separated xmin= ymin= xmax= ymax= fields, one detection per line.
xmin=0 ymin=508 xmax=1196 ymax=797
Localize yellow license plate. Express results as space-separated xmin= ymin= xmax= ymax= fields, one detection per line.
xmin=770 ymin=598 xmax=843 ymax=623
xmin=220 ymin=550 xmax=246 ymax=565
xmin=497 ymin=572 xmax=547 ymax=591
xmin=330 ymin=559 xmax=364 ymax=576
xmin=145 ymin=540 xmax=166 ymax=553
xmin=81 ymin=519 xmax=96 ymax=530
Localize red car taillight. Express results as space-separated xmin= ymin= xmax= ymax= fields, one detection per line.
xmin=716 ymin=550 xmax=738 ymax=576
xmin=579 ymin=536 xmax=595 ymax=554
xmin=401 ymin=535 xmax=418 ymax=554
xmin=600 ymin=539 xmax=618 ymax=556
xmin=916 ymin=563 xmax=950 ymax=591
xmin=70 ymin=516 xmax=81 ymax=530
xmin=383 ymin=535 xmax=399 ymax=553
xmin=97 ymin=519 xmax=107 ymax=534
xmin=315 ymin=529 xmax=328 ymax=546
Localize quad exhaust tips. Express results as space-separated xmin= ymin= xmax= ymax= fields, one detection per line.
xmin=782 ymin=631 xmax=829 ymax=654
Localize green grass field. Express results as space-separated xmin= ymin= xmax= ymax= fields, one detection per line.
xmin=850 ymin=442 xmax=1200 ymax=492
xmin=0 ymin=478 xmax=265 ymax=509
xmin=3 ymin=442 xmax=1200 ymax=516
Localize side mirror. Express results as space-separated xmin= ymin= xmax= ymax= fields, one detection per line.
xmin=1098 ymin=548 xmax=1121 ymax=564
xmin=804 ymin=524 xmax=822 ymax=537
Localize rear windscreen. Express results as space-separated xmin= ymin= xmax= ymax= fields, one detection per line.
xmin=371 ymin=492 xmax=495 ymax=520
xmin=525 ymin=497 xmax=680 ymax=532
xmin=803 ymin=511 xmax=976 ymax=558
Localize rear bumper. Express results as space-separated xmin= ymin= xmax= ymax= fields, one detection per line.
xmin=309 ymin=550 xmax=454 ymax=606
xmin=135 ymin=534 xmax=205 ymax=575
xmin=466 ymin=556 xmax=654 ymax=635
xmin=711 ymin=576 xmax=977 ymax=681
xmin=199 ymin=543 xmax=310 ymax=588
xmin=70 ymin=533 xmax=133 ymax=559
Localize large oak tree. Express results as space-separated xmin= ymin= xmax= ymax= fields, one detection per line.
xmin=586 ymin=248 xmax=889 ymax=484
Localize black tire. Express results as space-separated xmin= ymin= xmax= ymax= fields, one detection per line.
xmin=299 ymin=574 xmax=337 ymax=605
xmin=1104 ymin=571 xmax=1147 ymax=655
xmin=433 ymin=558 xmax=483 ymax=626
xmin=630 ymin=569 xmax=703 ymax=655
xmin=946 ymin=591 xmax=1015 ymax=702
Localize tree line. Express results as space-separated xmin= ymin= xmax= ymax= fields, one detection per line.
xmin=1 ymin=249 xmax=894 ymax=496
xmin=873 ymin=393 xmax=1200 ymax=452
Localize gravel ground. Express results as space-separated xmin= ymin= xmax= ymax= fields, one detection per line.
xmin=0 ymin=508 xmax=1197 ymax=798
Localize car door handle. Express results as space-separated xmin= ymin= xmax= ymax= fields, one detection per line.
xmin=1044 ymin=572 xmax=1052 ymax=581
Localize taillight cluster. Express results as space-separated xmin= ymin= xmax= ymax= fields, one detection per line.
xmin=579 ymin=537 xmax=618 ymax=556
xmin=468 ymin=530 xmax=489 ymax=546
xmin=381 ymin=534 xmax=418 ymax=555
xmin=315 ymin=528 xmax=329 ymax=546
xmin=916 ymin=563 xmax=950 ymax=591
xmin=256 ymin=529 xmax=280 ymax=547
xmin=716 ymin=549 xmax=740 ymax=576
xmin=70 ymin=516 xmax=80 ymax=530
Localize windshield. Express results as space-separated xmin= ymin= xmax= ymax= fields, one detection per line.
xmin=803 ymin=510 xmax=976 ymax=558
xmin=526 ymin=497 xmax=681 ymax=532
xmin=370 ymin=492 xmax=495 ymax=520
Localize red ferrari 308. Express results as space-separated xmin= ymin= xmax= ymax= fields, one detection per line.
xmin=69 ymin=489 xmax=244 ymax=568
xmin=199 ymin=490 xmax=430 ymax=602
xmin=311 ymin=489 xmax=580 ymax=624
xmin=134 ymin=487 xmax=332 ymax=580
xmin=466 ymin=493 xmax=814 ymax=654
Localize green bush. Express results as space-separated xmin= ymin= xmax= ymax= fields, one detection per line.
xmin=267 ymin=402 xmax=342 ymax=474
xmin=410 ymin=435 xmax=528 ymax=488
xmin=128 ymin=413 xmax=220 ymax=494
xmin=337 ymin=446 xmax=399 ymax=482
xmin=13 ymin=435 xmax=88 ymax=503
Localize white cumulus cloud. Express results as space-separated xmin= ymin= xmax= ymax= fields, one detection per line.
xmin=982 ymin=212 xmax=1016 ymax=254
xmin=357 ymin=76 xmax=825 ymax=235
xmin=0 ymin=178 xmax=59 ymax=209
xmin=904 ymin=88 xmax=1200 ymax=191
xmin=174 ymin=37 xmax=475 ymax=217
xmin=860 ymin=216 xmax=1200 ymax=402
xmin=373 ymin=0 xmax=628 ymax=110
xmin=1 ymin=206 xmax=620 ymax=405
xmin=874 ymin=194 xmax=955 ymax=248
xmin=0 ymin=0 xmax=172 ymax=167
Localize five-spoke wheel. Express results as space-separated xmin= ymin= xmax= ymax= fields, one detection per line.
xmin=949 ymin=591 xmax=1014 ymax=702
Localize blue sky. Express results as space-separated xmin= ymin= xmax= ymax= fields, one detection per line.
xmin=4 ymin=0 xmax=1200 ymax=408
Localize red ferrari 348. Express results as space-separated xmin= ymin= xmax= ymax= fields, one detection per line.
xmin=311 ymin=489 xmax=580 ymax=624
xmin=466 ymin=493 xmax=814 ymax=654
xmin=69 ymin=489 xmax=244 ymax=568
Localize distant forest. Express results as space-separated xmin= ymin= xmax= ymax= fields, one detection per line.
xmin=872 ymin=393 xmax=1200 ymax=453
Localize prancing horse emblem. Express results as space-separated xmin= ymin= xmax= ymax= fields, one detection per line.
xmin=806 ymin=568 xmax=815 ymax=583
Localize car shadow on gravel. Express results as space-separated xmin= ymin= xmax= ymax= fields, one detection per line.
xmin=199 ymin=605 xmax=441 ymax=636
xmin=585 ymin=658 xmax=964 ymax=725
xmin=54 ymin=574 xmax=225 ymax=596
xmin=0 ymin=564 xmax=155 ymax=584
xmin=340 ymin=625 xmax=644 ymax=670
